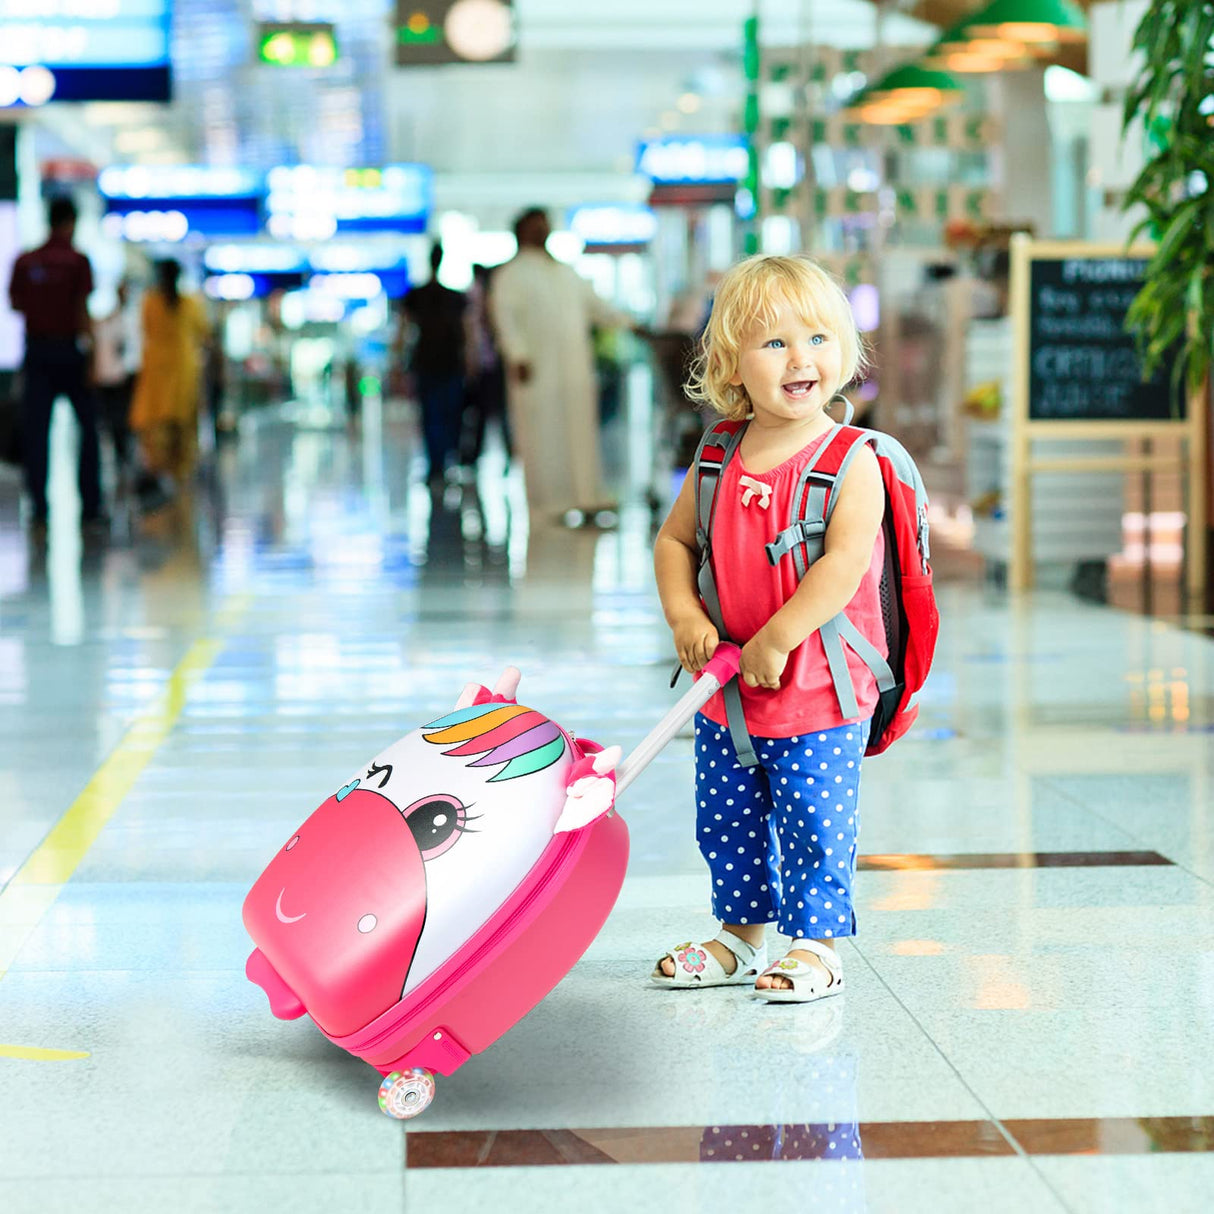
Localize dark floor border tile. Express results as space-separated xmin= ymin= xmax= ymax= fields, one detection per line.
xmin=1003 ymin=1116 xmax=1214 ymax=1155
xmin=406 ymin=1115 xmax=1214 ymax=1169
xmin=405 ymin=1120 xmax=1010 ymax=1168
xmin=859 ymin=851 xmax=1173 ymax=871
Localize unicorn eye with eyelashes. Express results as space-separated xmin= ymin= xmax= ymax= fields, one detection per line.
xmin=401 ymin=794 xmax=479 ymax=861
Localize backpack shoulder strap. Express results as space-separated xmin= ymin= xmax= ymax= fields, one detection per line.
xmin=765 ymin=424 xmax=870 ymax=574
xmin=690 ymin=418 xmax=758 ymax=768
xmin=693 ymin=418 xmax=746 ymax=555
xmin=821 ymin=426 xmax=878 ymax=525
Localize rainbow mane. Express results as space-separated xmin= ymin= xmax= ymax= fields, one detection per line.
xmin=421 ymin=702 xmax=568 ymax=783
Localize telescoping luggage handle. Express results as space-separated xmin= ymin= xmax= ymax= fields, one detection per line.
xmin=613 ymin=644 xmax=742 ymax=798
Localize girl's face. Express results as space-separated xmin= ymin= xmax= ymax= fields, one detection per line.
xmin=729 ymin=296 xmax=843 ymax=429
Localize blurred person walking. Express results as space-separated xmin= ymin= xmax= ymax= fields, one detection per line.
xmin=459 ymin=262 xmax=509 ymax=468
xmin=129 ymin=258 xmax=210 ymax=490
xmin=400 ymin=241 xmax=467 ymax=487
xmin=6 ymin=195 xmax=105 ymax=534
xmin=93 ymin=277 xmax=141 ymax=495
xmin=489 ymin=207 xmax=632 ymax=524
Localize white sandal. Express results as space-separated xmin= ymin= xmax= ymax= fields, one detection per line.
xmin=751 ymin=939 xmax=843 ymax=1004
xmin=650 ymin=929 xmax=767 ymax=989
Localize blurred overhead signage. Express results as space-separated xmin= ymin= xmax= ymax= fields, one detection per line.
xmin=204 ymin=244 xmax=309 ymax=274
xmin=637 ymin=135 xmax=749 ymax=206
xmin=265 ymin=164 xmax=431 ymax=238
xmin=637 ymin=136 xmax=750 ymax=184
xmin=99 ymin=166 xmax=263 ymax=239
xmin=204 ymin=271 xmax=305 ymax=301
xmin=394 ymin=0 xmax=516 ymax=65
xmin=203 ymin=246 xmax=410 ymax=299
xmin=567 ymin=204 xmax=657 ymax=254
xmin=257 ymin=22 xmax=339 ymax=68
xmin=0 ymin=0 xmax=172 ymax=103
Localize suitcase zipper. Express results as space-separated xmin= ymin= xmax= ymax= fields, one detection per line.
xmin=352 ymin=829 xmax=584 ymax=1055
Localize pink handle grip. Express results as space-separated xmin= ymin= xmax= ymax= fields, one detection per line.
xmin=697 ymin=643 xmax=741 ymax=688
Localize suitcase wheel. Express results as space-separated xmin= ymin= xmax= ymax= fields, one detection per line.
xmin=378 ymin=1067 xmax=436 ymax=1120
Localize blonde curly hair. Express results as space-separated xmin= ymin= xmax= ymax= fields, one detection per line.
xmin=686 ymin=255 xmax=866 ymax=420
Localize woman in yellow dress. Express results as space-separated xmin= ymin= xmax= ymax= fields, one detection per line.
xmin=129 ymin=258 xmax=210 ymax=482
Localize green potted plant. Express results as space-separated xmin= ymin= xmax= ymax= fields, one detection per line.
xmin=1121 ymin=1 xmax=1213 ymax=606
xmin=1120 ymin=1 xmax=1214 ymax=393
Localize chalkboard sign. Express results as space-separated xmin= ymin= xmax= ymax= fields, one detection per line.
xmin=1028 ymin=255 xmax=1183 ymax=421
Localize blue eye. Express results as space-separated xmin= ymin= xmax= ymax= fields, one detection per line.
xmin=764 ymin=338 xmax=785 ymax=349
xmin=811 ymin=334 xmax=826 ymax=346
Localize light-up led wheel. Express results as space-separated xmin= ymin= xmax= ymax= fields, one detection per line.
xmin=378 ymin=1068 xmax=436 ymax=1120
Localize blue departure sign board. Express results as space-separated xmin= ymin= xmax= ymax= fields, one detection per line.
xmin=0 ymin=0 xmax=172 ymax=102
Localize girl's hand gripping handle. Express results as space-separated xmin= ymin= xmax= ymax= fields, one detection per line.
xmin=695 ymin=643 xmax=741 ymax=694
xmin=610 ymin=643 xmax=742 ymax=800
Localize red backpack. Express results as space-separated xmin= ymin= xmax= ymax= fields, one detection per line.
xmin=692 ymin=405 xmax=939 ymax=762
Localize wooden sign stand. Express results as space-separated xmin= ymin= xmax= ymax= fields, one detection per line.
xmin=1008 ymin=236 xmax=1208 ymax=600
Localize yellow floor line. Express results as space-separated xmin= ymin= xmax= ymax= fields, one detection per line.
xmin=0 ymin=615 xmax=239 ymax=1057
xmin=0 ymin=1044 xmax=91 ymax=1061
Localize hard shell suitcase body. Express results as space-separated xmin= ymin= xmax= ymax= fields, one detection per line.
xmin=243 ymin=648 xmax=741 ymax=1118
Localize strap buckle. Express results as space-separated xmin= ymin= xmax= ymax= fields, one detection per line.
xmin=765 ymin=518 xmax=826 ymax=565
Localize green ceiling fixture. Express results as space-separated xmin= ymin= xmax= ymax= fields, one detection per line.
xmin=934 ymin=14 xmax=1034 ymax=56
xmin=922 ymin=15 xmax=1037 ymax=72
xmin=864 ymin=62 xmax=964 ymax=103
xmin=845 ymin=61 xmax=962 ymax=123
xmin=966 ymin=0 xmax=1088 ymax=45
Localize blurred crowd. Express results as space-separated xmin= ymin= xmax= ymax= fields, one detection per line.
xmin=4 ymin=199 xmax=720 ymax=541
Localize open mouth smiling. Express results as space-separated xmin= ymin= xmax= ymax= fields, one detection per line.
xmin=782 ymin=380 xmax=817 ymax=398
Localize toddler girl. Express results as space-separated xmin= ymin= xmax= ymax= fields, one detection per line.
xmin=651 ymin=254 xmax=886 ymax=1003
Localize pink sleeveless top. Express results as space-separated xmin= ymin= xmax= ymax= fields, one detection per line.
xmin=699 ymin=428 xmax=887 ymax=737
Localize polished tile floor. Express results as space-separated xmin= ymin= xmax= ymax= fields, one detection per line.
xmin=1 ymin=398 xmax=1212 ymax=1213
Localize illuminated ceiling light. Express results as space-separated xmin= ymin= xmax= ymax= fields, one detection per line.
xmin=677 ymin=92 xmax=701 ymax=114
xmin=844 ymin=62 xmax=963 ymax=124
xmin=936 ymin=17 xmax=1034 ymax=57
xmin=307 ymin=32 xmax=337 ymax=67
xmin=444 ymin=0 xmax=514 ymax=62
xmin=855 ymin=101 xmax=934 ymax=125
xmin=966 ymin=37 xmax=1032 ymax=58
xmin=19 ymin=66 xmax=56 ymax=106
xmin=967 ymin=0 xmax=1087 ymax=45
xmin=866 ymin=71 xmax=962 ymax=107
xmin=0 ymin=67 xmax=20 ymax=108
xmin=922 ymin=48 xmax=1028 ymax=73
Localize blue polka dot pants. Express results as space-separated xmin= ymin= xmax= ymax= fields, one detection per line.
xmin=694 ymin=715 xmax=866 ymax=940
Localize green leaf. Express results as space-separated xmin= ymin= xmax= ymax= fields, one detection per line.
xmin=1153 ymin=198 xmax=1201 ymax=265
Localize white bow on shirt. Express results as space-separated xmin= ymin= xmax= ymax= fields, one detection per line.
xmin=738 ymin=475 xmax=773 ymax=509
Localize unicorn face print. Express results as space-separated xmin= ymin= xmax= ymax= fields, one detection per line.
xmin=358 ymin=700 xmax=574 ymax=995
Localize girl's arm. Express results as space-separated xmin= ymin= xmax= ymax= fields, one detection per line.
xmin=654 ymin=471 xmax=718 ymax=673
xmin=741 ymin=443 xmax=884 ymax=689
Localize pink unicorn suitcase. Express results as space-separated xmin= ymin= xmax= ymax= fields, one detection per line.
xmin=243 ymin=646 xmax=741 ymax=1119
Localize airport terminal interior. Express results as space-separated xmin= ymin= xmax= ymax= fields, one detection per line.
xmin=1 ymin=2 xmax=1212 ymax=1212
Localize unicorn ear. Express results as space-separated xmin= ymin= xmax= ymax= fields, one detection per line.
xmin=454 ymin=682 xmax=484 ymax=710
xmin=592 ymin=745 xmax=622 ymax=775
xmin=493 ymin=667 xmax=522 ymax=702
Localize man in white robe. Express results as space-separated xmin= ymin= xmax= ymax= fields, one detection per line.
xmin=489 ymin=208 xmax=632 ymax=521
